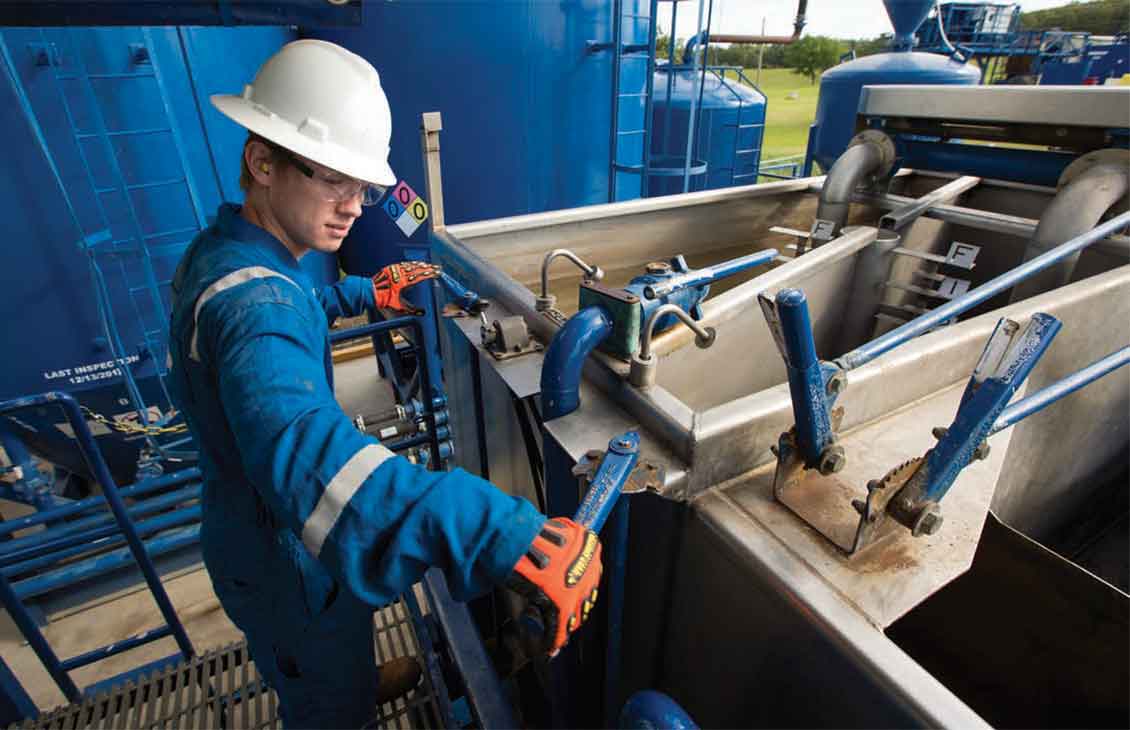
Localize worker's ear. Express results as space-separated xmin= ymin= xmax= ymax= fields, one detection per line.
xmin=244 ymin=139 xmax=277 ymax=189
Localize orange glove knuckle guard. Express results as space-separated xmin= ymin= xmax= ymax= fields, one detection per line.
xmin=371 ymin=262 xmax=440 ymax=312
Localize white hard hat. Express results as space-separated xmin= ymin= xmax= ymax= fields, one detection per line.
xmin=211 ymin=39 xmax=396 ymax=187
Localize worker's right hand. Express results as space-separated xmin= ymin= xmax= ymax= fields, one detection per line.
xmin=371 ymin=261 xmax=441 ymax=314
xmin=508 ymin=517 xmax=603 ymax=657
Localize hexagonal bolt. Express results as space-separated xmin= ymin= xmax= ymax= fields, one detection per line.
xmin=973 ymin=441 xmax=991 ymax=461
xmin=826 ymin=372 xmax=847 ymax=397
xmin=818 ymin=445 xmax=846 ymax=475
xmin=931 ymin=426 xmax=948 ymax=440
xmin=912 ymin=506 xmax=944 ymax=537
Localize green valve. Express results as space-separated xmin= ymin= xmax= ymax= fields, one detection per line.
xmin=578 ymin=281 xmax=642 ymax=360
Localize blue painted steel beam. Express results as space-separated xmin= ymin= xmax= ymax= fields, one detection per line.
xmin=540 ymin=306 xmax=614 ymax=420
xmin=60 ymin=625 xmax=174 ymax=672
xmin=838 ymin=211 xmax=1130 ymax=371
xmin=0 ymin=570 xmax=81 ymax=702
xmin=0 ymin=655 xmax=36 ymax=727
xmin=990 ymin=345 xmax=1130 ymax=435
xmin=896 ymin=139 xmax=1078 ymax=189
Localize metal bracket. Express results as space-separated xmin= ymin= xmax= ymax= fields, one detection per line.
xmin=481 ymin=315 xmax=542 ymax=361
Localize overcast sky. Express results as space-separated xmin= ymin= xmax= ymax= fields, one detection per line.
xmin=660 ymin=1 xmax=1075 ymax=40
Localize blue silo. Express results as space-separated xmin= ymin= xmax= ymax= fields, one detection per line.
xmin=648 ymin=65 xmax=766 ymax=196
xmin=309 ymin=1 xmax=655 ymax=274
xmin=808 ymin=0 xmax=980 ymax=173
xmin=0 ymin=25 xmax=332 ymax=483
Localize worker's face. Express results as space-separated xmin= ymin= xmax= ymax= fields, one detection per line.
xmin=271 ymin=155 xmax=365 ymax=255
xmin=244 ymin=140 xmax=364 ymax=257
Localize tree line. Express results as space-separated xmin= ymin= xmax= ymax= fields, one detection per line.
xmin=655 ymin=0 xmax=1126 ymax=86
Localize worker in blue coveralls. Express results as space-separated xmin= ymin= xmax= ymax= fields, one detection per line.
xmin=167 ymin=40 xmax=603 ymax=728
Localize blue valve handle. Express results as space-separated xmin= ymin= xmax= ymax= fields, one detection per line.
xmin=643 ymin=248 xmax=778 ymax=300
xmin=436 ymin=270 xmax=489 ymax=315
xmin=886 ymin=314 xmax=1061 ymax=528
xmin=520 ymin=431 xmax=640 ymax=652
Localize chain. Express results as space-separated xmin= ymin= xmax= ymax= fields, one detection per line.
xmin=80 ymin=405 xmax=189 ymax=436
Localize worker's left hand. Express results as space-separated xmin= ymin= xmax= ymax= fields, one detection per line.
xmin=508 ymin=517 xmax=603 ymax=657
xmin=372 ymin=262 xmax=441 ymax=314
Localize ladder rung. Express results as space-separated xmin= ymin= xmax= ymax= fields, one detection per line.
xmin=734 ymin=148 xmax=758 ymax=155
xmin=617 ymin=92 xmax=648 ymax=98
xmin=732 ymin=173 xmax=758 ymax=180
xmin=85 ymin=72 xmax=156 ymax=80
xmin=616 ymin=129 xmax=646 ymax=136
xmin=95 ymin=178 xmax=187 ymax=195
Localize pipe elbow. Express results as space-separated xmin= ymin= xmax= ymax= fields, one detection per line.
xmin=540 ymin=306 xmax=613 ymax=420
xmin=815 ymin=134 xmax=892 ymax=239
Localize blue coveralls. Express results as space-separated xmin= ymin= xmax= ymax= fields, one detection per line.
xmin=167 ymin=204 xmax=544 ymax=728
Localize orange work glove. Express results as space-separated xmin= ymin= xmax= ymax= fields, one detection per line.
xmin=508 ymin=517 xmax=603 ymax=657
xmin=371 ymin=262 xmax=441 ymax=314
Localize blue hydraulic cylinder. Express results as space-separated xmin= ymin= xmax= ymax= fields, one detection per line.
xmin=838 ymin=210 xmax=1130 ymax=371
xmin=776 ymin=289 xmax=835 ymax=465
xmin=922 ymin=314 xmax=1061 ymax=504
xmin=436 ymin=271 xmax=489 ymax=316
xmin=643 ymin=249 xmax=778 ymax=300
xmin=540 ymin=305 xmax=614 ymax=420
xmin=990 ymin=345 xmax=1130 ymax=436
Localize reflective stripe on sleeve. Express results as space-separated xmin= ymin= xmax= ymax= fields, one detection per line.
xmin=189 ymin=266 xmax=299 ymax=361
xmin=302 ymin=443 xmax=395 ymax=558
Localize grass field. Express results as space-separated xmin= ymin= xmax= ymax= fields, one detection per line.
xmin=739 ymin=67 xmax=819 ymax=165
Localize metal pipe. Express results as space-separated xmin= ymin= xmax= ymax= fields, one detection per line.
xmin=0 ymin=485 xmax=201 ymax=566
xmin=537 ymin=249 xmax=605 ymax=311
xmin=683 ymin=0 xmax=806 ymax=51
xmin=837 ymin=210 xmax=1130 ymax=370
xmin=777 ymin=289 xmax=834 ymax=464
xmin=12 ymin=523 xmax=200 ymax=601
xmin=815 ymin=140 xmax=885 ymax=240
xmin=642 ymin=248 xmax=779 ymax=299
xmin=848 ymin=188 xmax=1130 ymax=259
xmin=990 ymin=345 xmax=1130 ymax=435
xmin=1009 ymin=163 xmax=1130 ymax=303
xmin=540 ymin=306 xmax=614 ymax=420
xmin=0 ymin=571 xmax=81 ymax=702
xmin=0 ymin=467 xmax=200 ymax=537
xmin=640 ymin=305 xmax=714 ymax=362
xmin=879 ymin=175 xmax=980 ymax=231
xmin=2 ymin=505 xmax=202 ymax=578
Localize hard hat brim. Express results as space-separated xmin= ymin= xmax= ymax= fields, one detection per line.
xmin=211 ymin=93 xmax=397 ymax=187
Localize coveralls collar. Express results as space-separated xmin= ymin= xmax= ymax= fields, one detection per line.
xmin=215 ymin=203 xmax=306 ymax=275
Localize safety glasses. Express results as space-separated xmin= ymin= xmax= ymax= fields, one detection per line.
xmin=284 ymin=152 xmax=385 ymax=207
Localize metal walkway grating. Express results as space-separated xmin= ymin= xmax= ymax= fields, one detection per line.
xmin=11 ymin=600 xmax=444 ymax=730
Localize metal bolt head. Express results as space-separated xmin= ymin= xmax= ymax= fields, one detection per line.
xmin=646 ymin=261 xmax=672 ymax=275
xmin=826 ymin=372 xmax=847 ymax=397
xmin=912 ymin=506 xmax=944 ymax=537
xmin=932 ymin=426 xmax=948 ymax=440
xmin=818 ymin=446 xmax=846 ymax=475
xmin=617 ymin=438 xmax=633 ymax=449
xmin=973 ymin=441 xmax=991 ymax=461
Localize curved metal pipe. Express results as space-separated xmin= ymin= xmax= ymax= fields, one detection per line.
xmin=620 ymin=690 xmax=699 ymax=730
xmin=631 ymin=305 xmax=716 ymax=388
xmin=1009 ymin=163 xmax=1129 ymax=303
xmin=815 ymin=141 xmax=885 ymax=240
xmin=682 ymin=0 xmax=807 ymax=61
xmin=540 ymin=305 xmax=613 ymax=420
xmin=538 ymin=249 xmax=605 ymax=311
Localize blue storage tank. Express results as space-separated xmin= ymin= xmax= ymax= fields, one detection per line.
xmin=0 ymin=25 xmax=322 ymax=482
xmin=808 ymin=0 xmax=980 ymax=172
xmin=309 ymin=1 xmax=654 ymax=274
xmin=648 ymin=65 xmax=766 ymax=196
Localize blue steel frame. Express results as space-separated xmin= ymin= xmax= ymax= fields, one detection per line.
xmin=0 ymin=391 xmax=195 ymax=707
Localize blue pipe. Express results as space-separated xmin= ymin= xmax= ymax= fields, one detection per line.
xmin=990 ymin=345 xmax=1130 ymax=435
xmin=620 ymin=690 xmax=699 ymax=730
xmin=897 ymin=139 xmax=1076 ymax=188
xmin=0 ymin=468 xmax=201 ymax=538
xmin=2 ymin=505 xmax=202 ymax=578
xmin=60 ymin=625 xmax=174 ymax=672
xmin=0 ymin=484 xmax=201 ymax=564
xmin=838 ymin=211 xmax=1130 ymax=371
xmin=0 ymin=393 xmax=194 ymax=659
xmin=777 ymin=289 xmax=834 ymax=465
xmin=540 ymin=306 xmax=614 ymax=420
xmin=13 ymin=524 xmax=200 ymax=602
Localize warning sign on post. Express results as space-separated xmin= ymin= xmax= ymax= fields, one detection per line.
xmin=383 ymin=181 xmax=429 ymax=237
